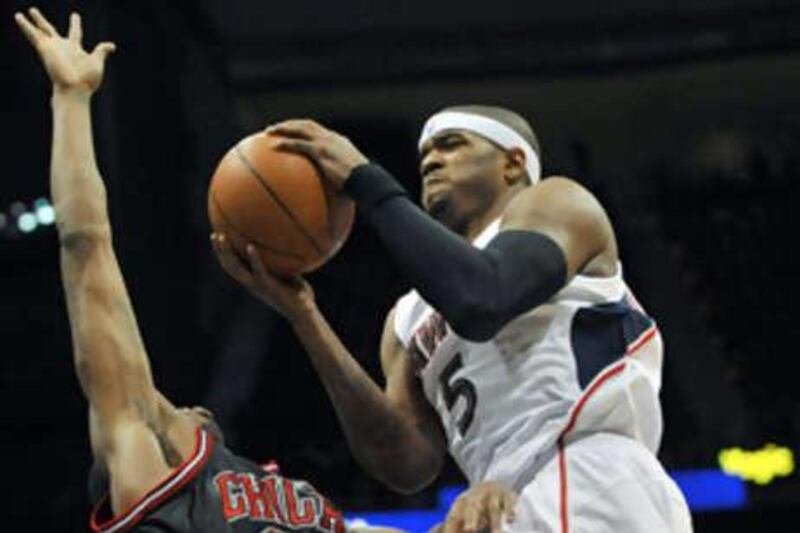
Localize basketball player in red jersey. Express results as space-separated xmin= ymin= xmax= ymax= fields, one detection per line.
xmin=16 ymin=8 xmax=512 ymax=532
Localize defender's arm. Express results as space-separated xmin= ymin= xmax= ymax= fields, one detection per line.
xmin=17 ymin=9 xmax=188 ymax=513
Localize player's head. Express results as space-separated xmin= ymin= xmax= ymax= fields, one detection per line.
xmin=181 ymin=406 xmax=225 ymax=445
xmin=418 ymin=105 xmax=541 ymax=232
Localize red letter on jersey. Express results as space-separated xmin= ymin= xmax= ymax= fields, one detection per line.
xmin=284 ymin=479 xmax=315 ymax=526
xmin=215 ymin=471 xmax=248 ymax=522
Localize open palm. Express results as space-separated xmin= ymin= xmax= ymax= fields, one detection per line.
xmin=15 ymin=8 xmax=115 ymax=94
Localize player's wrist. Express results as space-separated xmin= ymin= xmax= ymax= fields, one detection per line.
xmin=343 ymin=163 xmax=408 ymax=214
xmin=287 ymin=300 xmax=324 ymax=329
xmin=283 ymin=298 xmax=318 ymax=325
xmin=51 ymin=86 xmax=93 ymax=106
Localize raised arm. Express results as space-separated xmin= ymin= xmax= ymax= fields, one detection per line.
xmin=15 ymin=8 xmax=187 ymax=513
xmin=212 ymin=236 xmax=446 ymax=493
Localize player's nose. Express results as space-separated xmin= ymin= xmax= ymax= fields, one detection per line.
xmin=420 ymin=156 xmax=445 ymax=180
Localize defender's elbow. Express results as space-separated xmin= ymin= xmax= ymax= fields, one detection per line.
xmin=58 ymin=226 xmax=113 ymax=255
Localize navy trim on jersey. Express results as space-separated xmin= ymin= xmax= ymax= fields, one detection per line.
xmin=570 ymin=299 xmax=654 ymax=389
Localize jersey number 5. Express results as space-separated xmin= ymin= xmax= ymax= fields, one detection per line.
xmin=439 ymin=353 xmax=477 ymax=435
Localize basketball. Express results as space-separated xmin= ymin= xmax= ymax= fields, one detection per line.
xmin=208 ymin=132 xmax=355 ymax=275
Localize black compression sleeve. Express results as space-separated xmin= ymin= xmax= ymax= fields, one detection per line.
xmin=344 ymin=163 xmax=567 ymax=341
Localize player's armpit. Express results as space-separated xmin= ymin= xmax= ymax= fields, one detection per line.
xmin=92 ymin=411 xmax=174 ymax=515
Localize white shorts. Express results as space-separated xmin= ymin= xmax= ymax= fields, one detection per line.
xmin=505 ymin=433 xmax=693 ymax=533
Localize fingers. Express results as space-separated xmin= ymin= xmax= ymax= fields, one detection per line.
xmin=442 ymin=514 xmax=460 ymax=533
xmin=443 ymin=499 xmax=465 ymax=533
xmin=14 ymin=12 xmax=43 ymax=47
xmin=502 ymin=490 xmax=517 ymax=523
xmin=91 ymin=41 xmax=117 ymax=60
xmin=462 ymin=501 xmax=480 ymax=532
xmin=273 ymin=138 xmax=320 ymax=160
xmin=245 ymin=243 xmax=279 ymax=287
xmin=265 ymin=119 xmax=325 ymax=140
xmin=445 ymin=484 xmax=517 ymax=533
xmin=245 ymin=244 xmax=307 ymax=293
xmin=211 ymin=233 xmax=254 ymax=286
xmin=68 ymin=12 xmax=82 ymax=44
xmin=487 ymin=495 xmax=504 ymax=532
xmin=28 ymin=7 xmax=57 ymax=36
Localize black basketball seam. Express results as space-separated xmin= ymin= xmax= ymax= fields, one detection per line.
xmin=234 ymin=144 xmax=325 ymax=256
xmin=211 ymin=193 xmax=307 ymax=261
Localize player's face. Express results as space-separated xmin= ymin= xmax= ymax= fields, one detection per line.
xmin=419 ymin=130 xmax=507 ymax=231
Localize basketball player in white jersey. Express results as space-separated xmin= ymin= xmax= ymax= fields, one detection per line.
xmin=213 ymin=108 xmax=694 ymax=532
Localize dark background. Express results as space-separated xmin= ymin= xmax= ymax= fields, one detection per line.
xmin=1 ymin=0 xmax=799 ymax=530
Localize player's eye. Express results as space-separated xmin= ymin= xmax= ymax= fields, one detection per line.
xmin=438 ymin=135 xmax=465 ymax=150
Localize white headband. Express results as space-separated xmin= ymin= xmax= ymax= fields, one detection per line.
xmin=418 ymin=111 xmax=541 ymax=183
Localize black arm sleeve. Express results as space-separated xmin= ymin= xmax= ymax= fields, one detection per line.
xmin=344 ymin=164 xmax=567 ymax=342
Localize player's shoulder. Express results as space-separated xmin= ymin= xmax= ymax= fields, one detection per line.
xmin=510 ymin=175 xmax=597 ymax=207
xmin=504 ymin=175 xmax=607 ymax=229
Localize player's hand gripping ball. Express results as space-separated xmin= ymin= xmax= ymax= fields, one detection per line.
xmin=208 ymin=131 xmax=355 ymax=276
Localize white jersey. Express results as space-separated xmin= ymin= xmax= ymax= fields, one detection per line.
xmin=393 ymin=220 xmax=664 ymax=488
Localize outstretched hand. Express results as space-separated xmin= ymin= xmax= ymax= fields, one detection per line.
xmin=15 ymin=8 xmax=115 ymax=95
xmin=211 ymin=233 xmax=317 ymax=323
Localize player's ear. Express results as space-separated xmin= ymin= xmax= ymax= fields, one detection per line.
xmin=503 ymin=148 xmax=527 ymax=186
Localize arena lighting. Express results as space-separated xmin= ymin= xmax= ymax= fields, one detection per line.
xmin=1 ymin=198 xmax=56 ymax=238
xmin=345 ymin=470 xmax=747 ymax=531
xmin=719 ymin=444 xmax=795 ymax=485
xmin=34 ymin=197 xmax=56 ymax=225
xmin=17 ymin=212 xmax=38 ymax=233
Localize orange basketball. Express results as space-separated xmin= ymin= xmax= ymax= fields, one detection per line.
xmin=208 ymin=132 xmax=355 ymax=275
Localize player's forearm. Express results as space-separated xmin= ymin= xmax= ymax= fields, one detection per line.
xmin=344 ymin=164 xmax=566 ymax=341
xmin=291 ymin=309 xmax=441 ymax=493
xmin=50 ymin=90 xmax=111 ymax=246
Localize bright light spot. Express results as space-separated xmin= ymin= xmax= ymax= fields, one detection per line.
xmin=719 ymin=443 xmax=795 ymax=485
xmin=35 ymin=204 xmax=56 ymax=225
xmin=17 ymin=213 xmax=37 ymax=233
xmin=33 ymin=197 xmax=50 ymax=209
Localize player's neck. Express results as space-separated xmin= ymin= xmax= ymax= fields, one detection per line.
xmin=463 ymin=189 xmax=516 ymax=241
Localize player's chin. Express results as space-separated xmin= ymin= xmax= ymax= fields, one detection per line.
xmin=425 ymin=197 xmax=453 ymax=223
xmin=423 ymin=190 xmax=449 ymax=215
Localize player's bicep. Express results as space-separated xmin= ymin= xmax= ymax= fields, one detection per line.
xmin=380 ymin=309 xmax=446 ymax=450
xmin=500 ymin=177 xmax=611 ymax=278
